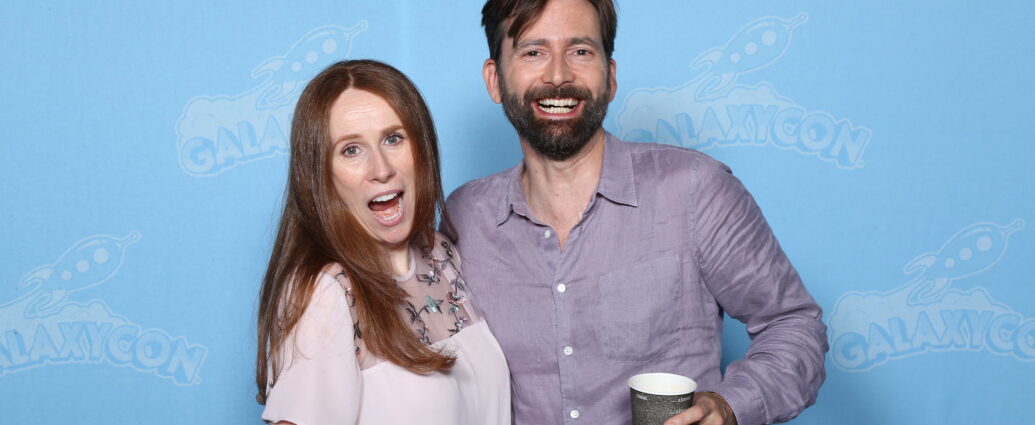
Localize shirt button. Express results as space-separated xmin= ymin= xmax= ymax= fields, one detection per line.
xmin=570 ymin=409 xmax=580 ymax=419
xmin=563 ymin=346 xmax=573 ymax=356
xmin=556 ymin=283 xmax=567 ymax=293
xmin=544 ymin=229 xmax=552 ymax=238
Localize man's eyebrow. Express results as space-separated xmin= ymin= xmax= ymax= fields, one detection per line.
xmin=515 ymin=38 xmax=548 ymax=49
xmin=514 ymin=37 xmax=601 ymax=50
xmin=567 ymin=37 xmax=599 ymax=47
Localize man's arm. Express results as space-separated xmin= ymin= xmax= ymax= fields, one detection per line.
xmin=685 ymin=158 xmax=828 ymax=425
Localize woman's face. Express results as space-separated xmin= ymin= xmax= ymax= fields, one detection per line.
xmin=327 ymin=88 xmax=417 ymax=255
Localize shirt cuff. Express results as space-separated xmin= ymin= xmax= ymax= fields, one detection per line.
xmin=708 ymin=376 xmax=764 ymax=425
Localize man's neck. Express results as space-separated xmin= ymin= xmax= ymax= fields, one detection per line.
xmin=519 ymin=130 xmax=607 ymax=250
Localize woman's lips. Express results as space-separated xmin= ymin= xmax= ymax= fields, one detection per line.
xmin=368 ymin=191 xmax=404 ymax=226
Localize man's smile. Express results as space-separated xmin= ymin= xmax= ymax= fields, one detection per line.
xmin=536 ymin=97 xmax=581 ymax=116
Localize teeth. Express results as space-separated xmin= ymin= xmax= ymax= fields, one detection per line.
xmin=373 ymin=201 xmax=403 ymax=224
xmin=541 ymin=106 xmax=574 ymax=114
xmin=377 ymin=205 xmax=403 ymax=222
xmin=538 ymin=98 xmax=577 ymax=107
xmin=372 ymin=192 xmax=398 ymax=203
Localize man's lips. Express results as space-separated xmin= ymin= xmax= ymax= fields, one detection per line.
xmin=534 ymin=97 xmax=582 ymax=117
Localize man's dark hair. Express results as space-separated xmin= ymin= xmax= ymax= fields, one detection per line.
xmin=481 ymin=0 xmax=617 ymax=63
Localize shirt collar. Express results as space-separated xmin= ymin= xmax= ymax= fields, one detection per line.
xmin=596 ymin=132 xmax=639 ymax=208
xmin=495 ymin=131 xmax=639 ymax=226
xmin=496 ymin=163 xmax=526 ymax=226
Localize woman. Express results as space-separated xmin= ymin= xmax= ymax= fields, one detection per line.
xmin=255 ymin=60 xmax=510 ymax=424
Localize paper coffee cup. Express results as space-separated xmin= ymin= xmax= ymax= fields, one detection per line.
xmin=628 ymin=373 xmax=697 ymax=425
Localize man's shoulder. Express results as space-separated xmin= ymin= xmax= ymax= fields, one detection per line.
xmin=443 ymin=165 xmax=519 ymax=234
xmin=617 ymin=139 xmax=732 ymax=183
xmin=446 ymin=166 xmax=515 ymax=209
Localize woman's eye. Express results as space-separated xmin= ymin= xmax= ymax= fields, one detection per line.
xmin=342 ymin=145 xmax=360 ymax=157
xmin=384 ymin=134 xmax=403 ymax=145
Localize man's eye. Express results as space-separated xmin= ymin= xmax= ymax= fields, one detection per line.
xmin=575 ymin=49 xmax=591 ymax=56
xmin=385 ymin=134 xmax=403 ymax=145
xmin=524 ymin=50 xmax=541 ymax=57
xmin=342 ymin=145 xmax=360 ymax=156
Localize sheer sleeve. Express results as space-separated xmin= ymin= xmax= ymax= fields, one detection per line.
xmin=262 ymin=271 xmax=361 ymax=425
xmin=431 ymin=231 xmax=483 ymax=323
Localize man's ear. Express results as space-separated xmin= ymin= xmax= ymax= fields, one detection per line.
xmin=483 ymin=58 xmax=503 ymax=104
xmin=607 ymin=58 xmax=617 ymax=102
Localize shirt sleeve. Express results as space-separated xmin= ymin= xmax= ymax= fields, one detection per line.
xmin=692 ymin=159 xmax=828 ymax=425
xmin=262 ymin=271 xmax=361 ymax=425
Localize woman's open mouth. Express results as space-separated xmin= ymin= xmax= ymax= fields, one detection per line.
xmin=368 ymin=190 xmax=404 ymax=226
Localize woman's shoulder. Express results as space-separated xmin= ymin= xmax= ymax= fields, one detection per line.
xmin=425 ymin=231 xmax=461 ymax=264
xmin=317 ymin=262 xmax=348 ymax=284
xmin=311 ymin=263 xmax=355 ymax=309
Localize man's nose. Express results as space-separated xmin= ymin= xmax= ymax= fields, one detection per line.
xmin=543 ymin=55 xmax=575 ymax=86
xmin=368 ymin=150 xmax=396 ymax=183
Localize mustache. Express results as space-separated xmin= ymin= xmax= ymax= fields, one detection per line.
xmin=523 ymin=85 xmax=593 ymax=103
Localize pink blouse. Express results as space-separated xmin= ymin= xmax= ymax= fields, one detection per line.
xmin=262 ymin=234 xmax=511 ymax=425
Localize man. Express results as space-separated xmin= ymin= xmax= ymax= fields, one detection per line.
xmin=443 ymin=1 xmax=828 ymax=424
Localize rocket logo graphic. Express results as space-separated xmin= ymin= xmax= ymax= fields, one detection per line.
xmin=692 ymin=13 xmax=807 ymax=97
xmin=251 ymin=24 xmax=368 ymax=109
xmin=0 ymin=232 xmax=208 ymax=385
xmin=9 ymin=232 xmax=140 ymax=316
xmin=615 ymin=13 xmax=871 ymax=169
xmin=176 ymin=22 xmax=368 ymax=177
xmin=828 ymin=219 xmax=1034 ymax=371
xmin=904 ymin=220 xmax=1023 ymax=304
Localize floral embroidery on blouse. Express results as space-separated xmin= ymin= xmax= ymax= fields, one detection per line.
xmin=419 ymin=240 xmax=471 ymax=335
xmin=336 ymin=239 xmax=473 ymax=360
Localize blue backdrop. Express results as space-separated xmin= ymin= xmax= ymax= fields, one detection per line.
xmin=2 ymin=1 xmax=1033 ymax=423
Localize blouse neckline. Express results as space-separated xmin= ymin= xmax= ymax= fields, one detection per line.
xmin=391 ymin=247 xmax=417 ymax=282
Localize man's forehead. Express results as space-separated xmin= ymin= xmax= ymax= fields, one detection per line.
xmin=504 ymin=21 xmax=602 ymax=50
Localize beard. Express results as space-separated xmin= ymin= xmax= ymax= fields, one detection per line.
xmin=499 ymin=78 xmax=611 ymax=161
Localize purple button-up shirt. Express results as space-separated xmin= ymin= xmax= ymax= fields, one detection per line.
xmin=443 ymin=133 xmax=827 ymax=425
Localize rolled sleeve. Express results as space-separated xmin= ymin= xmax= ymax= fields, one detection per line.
xmin=693 ymin=159 xmax=828 ymax=425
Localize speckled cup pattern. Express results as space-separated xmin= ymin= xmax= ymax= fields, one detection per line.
xmin=630 ymin=388 xmax=695 ymax=425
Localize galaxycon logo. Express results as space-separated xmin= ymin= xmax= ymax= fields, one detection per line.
xmin=828 ymin=220 xmax=1032 ymax=371
xmin=615 ymin=13 xmax=871 ymax=169
xmin=175 ymin=22 xmax=368 ymax=176
xmin=0 ymin=232 xmax=208 ymax=385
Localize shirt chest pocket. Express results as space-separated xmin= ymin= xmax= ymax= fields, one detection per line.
xmin=594 ymin=254 xmax=684 ymax=362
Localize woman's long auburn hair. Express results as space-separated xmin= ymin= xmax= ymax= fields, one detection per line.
xmin=255 ymin=60 xmax=452 ymax=404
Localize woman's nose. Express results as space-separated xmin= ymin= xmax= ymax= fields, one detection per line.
xmin=367 ymin=150 xmax=396 ymax=183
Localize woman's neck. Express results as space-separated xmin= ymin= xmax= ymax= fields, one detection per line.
xmin=385 ymin=243 xmax=412 ymax=278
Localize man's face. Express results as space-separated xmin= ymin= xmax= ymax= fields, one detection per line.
xmin=484 ymin=0 xmax=617 ymax=161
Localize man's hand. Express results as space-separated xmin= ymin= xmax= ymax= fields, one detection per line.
xmin=663 ymin=391 xmax=737 ymax=425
